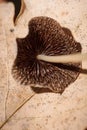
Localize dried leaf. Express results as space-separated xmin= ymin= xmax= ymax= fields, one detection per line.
xmin=0 ymin=0 xmax=26 ymax=25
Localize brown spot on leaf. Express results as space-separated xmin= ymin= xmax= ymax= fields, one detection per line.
xmin=61 ymin=11 xmax=69 ymax=16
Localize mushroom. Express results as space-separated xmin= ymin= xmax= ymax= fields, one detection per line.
xmin=12 ymin=16 xmax=87 ymax=93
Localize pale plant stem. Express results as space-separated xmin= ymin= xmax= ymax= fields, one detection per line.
xmin=37 ymin=53 xmax=87 ymax=63
xmin=0 ymin=93 xmax=36 ymax=129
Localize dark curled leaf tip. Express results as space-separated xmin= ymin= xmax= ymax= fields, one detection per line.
xmin=5 ymin=0 xmax=26 ymax=25
xmin=12 ymin=16 xmax=82 ymax=93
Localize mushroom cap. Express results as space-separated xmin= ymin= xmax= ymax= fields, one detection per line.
xmin=12 ymin=16 xmax=81 ymax=93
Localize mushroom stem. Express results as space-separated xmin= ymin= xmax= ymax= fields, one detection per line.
xmin=37 ymin=53 xmax=87 ymax=63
